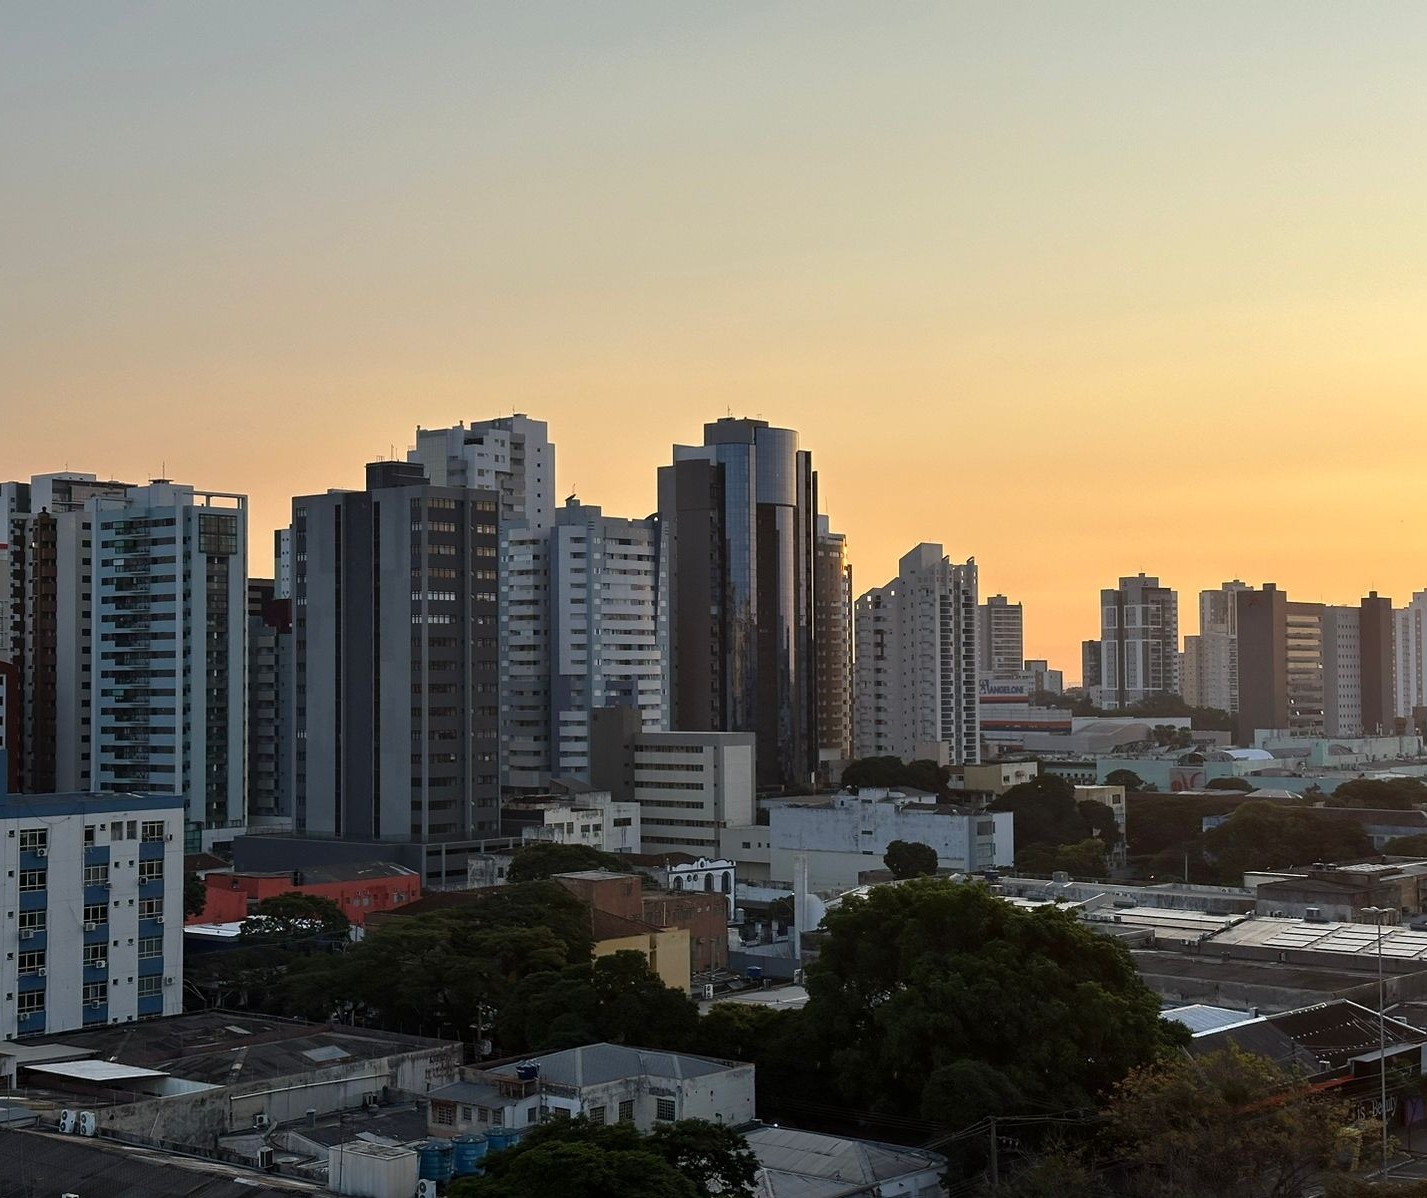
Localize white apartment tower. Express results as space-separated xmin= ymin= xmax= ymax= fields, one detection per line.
xmin=502 ymin=498 xmax=668 ymax=788
xmin=1183 ymin=580 xmax=1247 ymax=713
xmin=1398 ymin=591 xmax=1427 ymax=725
xmin=977 ymin=595 xmax=1024 ymax=678
xmin=91 ymin=482 xmax=248 ymax=845
xmin=853 ymin=544 xmax=980 ymax=765
xmin=1095 ymin=573 xmax=1179 ymax=708
xmin=409 ymin=414 xmax=555 ymax=532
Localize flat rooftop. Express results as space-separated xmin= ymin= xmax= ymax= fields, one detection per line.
xmin=1212 ymin=917 xmax=1427 ymax=963
xmin=19 ymin=1011 xmax=452 ymax=1086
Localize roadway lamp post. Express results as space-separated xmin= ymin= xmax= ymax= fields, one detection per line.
xmin=1361 ymin=905 xmax=1391 ymax=1177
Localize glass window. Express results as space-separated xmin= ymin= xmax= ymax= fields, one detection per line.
xmin=656 ymin=1098 xmax=676 ymax=1122
xmin=18 ymin=871 xmax=45 ymax=893
xmin=137 ymin=975 xmax=163 ymax=998
xmin=138 ymin=937 xmax=162 ymax=960
xmin=18 ymin=829 xmax=47 ymax=852
xmin=17 ymin=991 xmax=44 ymax=1015
xmin=618 ymin=1100 xmax=634 ymax=1123
xmin=84 ymin=864 xmax=109 ymax=886
xmin=17 ymin=952 xmax=45 ymax=975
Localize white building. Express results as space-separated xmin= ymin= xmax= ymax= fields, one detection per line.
xmin=591 ymin=713 xmax=755 ymax=859
xmin=501 ymin=522 xmax=551 ymax=789
xmin=766 ymin=788 xmax=1013 ymax=892
xmin=1185 ymin=581 xmax=1247 ymax=714
xmin=853 ymin=544 xmax=980 ymax=766
xmin=504 ymin=791 xmax=642 ymax=855
xmin=409 ymin=414 xmax=555 ymax=533
xmin=91 ymin=482 xmax=248 ymax=846
xmin=977 ymin=594 xmax=1024 ymax=679
xmin=1 ymin=786 xmax=186 ymax=1039
xmin=425 ymin=1043 xmax=755 ymax=1137
xmin=1397 ymin=591 xmax=1427 ymax=723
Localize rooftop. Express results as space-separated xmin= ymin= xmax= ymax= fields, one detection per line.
xmin=18 ymin=1011 xmax=452 ymax=1087
xmin=744 ymin=1124 xmax=945 ymax=1198
xmin=491 ymin=1042 xmax=746 ymax=1088
xmin=1211 ymin=917 xmax=1427 ymax=963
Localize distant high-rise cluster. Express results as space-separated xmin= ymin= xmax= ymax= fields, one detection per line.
xmin=13 ymin=406 xmax=1426 ymax=882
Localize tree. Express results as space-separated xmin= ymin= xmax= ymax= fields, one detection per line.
xmin=184 ymin=872 xmax=209 ymax=919
xmin=507 ymin=841 xmax=638 ymax=884
xmin=499 ymin=950 xmax=699 ymax=1054
xmin=1104 ymin=769 xmax=1145 ymax=791
xmin=800 ymin=879 xmax=1183 ymax=1136
xmin=449 ymin=1118 xmax=757 ymax=1198
xmin=1204 ymin=777 xmax=1255 ymax=792
xmin=884 ymin=839 xmax=938 ymax=879
xmin=1331 ymin=777 xmax=1427 ymax=810
xmin=240 ymin=892 xmax=350 ymax=941
xmin=841 ymin=756 xmax=949 ymax=796
xmin=1382 ymin=833 xmax=1427 ymax=857
xmin=1103 ymin=1046 xmax=1348 ymax=1198
xmin=1202 ymin=802 xmax=1373 ymax=883
xmin=989 ymin=775 xmax=1086 ymax=850
xmin=1054 ymin=838 xmax=1109 ymax=879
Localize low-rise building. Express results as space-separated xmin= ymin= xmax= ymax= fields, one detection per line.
xmin=745 ymin=1124 xmax=947 ymax=1198
xmin=193 ymin=861 xmax=421 ymax=928
xmin=766 ymin=788 xmax=1013 ymax=891
xmin=501 ymin=790 xmax=642 ymax=855
xmin=425 ymin=1043 xmax=755 ymax=1137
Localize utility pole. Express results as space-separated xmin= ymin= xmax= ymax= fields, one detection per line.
xmin=1362 ymin=905 xmax=1391 ymax=1177
xmin=987 ymin=1116 xmax=999 ymax=1188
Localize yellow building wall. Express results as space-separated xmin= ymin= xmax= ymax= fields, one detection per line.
xmin=593 ymin=928 xmax=691 ymax=994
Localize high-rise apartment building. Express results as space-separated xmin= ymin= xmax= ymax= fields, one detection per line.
xmin=814 ymin=516 xmax=852 ymax=775
xmin=977 ymin=595 xmax=1024 ymax=679
xmin=1397 ymin=591 xmax=1427 ymax=727
xmin=292 ymin=461 xmax=501 ymax=846
xmin=409 ymin=414 xmax=555 ymax=532
xmin=247 ymin=578 xmax=293 ymax=822
xmin=1183 ymin=581 xmax=1247 ymax=713
xmin=853 ymin=544 xmax=979 ymax=765
xmin=658 ymin=418 xmax=817 ymax=789
xmin=91 ymin=482 xmax=248 ymax=843
xmin=1090 ymin=574 xmax=1179 ymax=709
xmin=0 ymin=776 xmax=186 ymax=1038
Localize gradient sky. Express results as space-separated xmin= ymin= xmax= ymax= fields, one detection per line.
xmin=5 ymin=3 xmax=1427 ymax=682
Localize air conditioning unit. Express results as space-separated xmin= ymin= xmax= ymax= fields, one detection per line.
xmin=37 ymin=968 xmax=47 ymax=977
xmin=363 ymin=1092 xmax=379 ymax=1110
xmin=257 ymin=1146 xmax=275 ymax=1170
xmin=84 ymin=922 xmax=97 ymax=932
xmin=165 ymin=833 xmax=174 ymax=842
xmin=253 ymin=1113 xmax=270 ymax=1129
xmin=78 ymin=1111 xmax=97 ymax=1137
xmin=155 ymin=916 xmax=165 ymax=925
xmin=35 ymin=848 xmax=47 ymax=858
xmin=88 ymin=1001 xmax=103 ymax=1010
xmin=59 ymin=1110 xmax=76 ymax=1134
xmin=19 ymin=930 xmax=34 ymax=941
xmin=94 ymin=960 xmax=107 ymax=971
xmin=418 ymin=1181 xmax=439 ymax=1198
xmin=163 ymin=976 xmax=174 ymax=986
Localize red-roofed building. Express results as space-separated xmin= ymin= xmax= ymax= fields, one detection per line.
xmin=193 ymin=862 xmax=420 ymax=927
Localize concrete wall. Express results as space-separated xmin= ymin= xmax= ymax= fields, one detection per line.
xmin=95 ymin=1043 xmax=460 ymax=1148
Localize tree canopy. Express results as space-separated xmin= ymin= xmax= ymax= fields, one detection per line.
xmin=1329 ymin=777 xmax=1427 ymax=810
xmin=798 ymin=879 xmax=1183 ymax=1137
xmin=883 ymin=839 xmax=939 ymax=879
xmin=1104 ymin=769 xmax=1145 ymax=791
xmin=990 ymin=776 xmax=1121 ymax=872
xmin=184 ymin=872 xmax=209 ymax=919
xmin=447 ymin=1117 xmax=758 ymax=1198
xmin=240 ymin=892 xmax=350 ymax=941
xmin=1202 ymin=802 xmax=1373 ymax=882
xmin=841 ymin=756 xmax=949 ymax=796
xmin=506 ymin=841 xmax=640 ymax=884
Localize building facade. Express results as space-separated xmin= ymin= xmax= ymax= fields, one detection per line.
xmin=853 ymin=544 xmax=980 ymax=765
xmin=292 ymin=462 xmax=501 ymax=848
xmin=1397 ymin=591 xmax=1427 ymax=727
xmin=977 ymin=594 xmax=1024 ymax=679
xmin=814 ymin=515 xmax=853 ymax=778
xmin=409 ymin=414 xmax=555 ymax=533
xmin=658 ymin=418 xmax=818 ymax=789
xmin=246 ymin=579 xmax=292 ymax=822
xmin=1092 ymin=573 xmax=1179 ymax=708
xmin=0 ymin=778 xmax=186 ymax=1039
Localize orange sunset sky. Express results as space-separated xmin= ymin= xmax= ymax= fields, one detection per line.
xmin=4 ymin=4 xmax=1427 ymax=683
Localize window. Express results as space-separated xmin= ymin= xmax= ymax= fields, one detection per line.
xmin=141 ymin=821 xmax=166 ymax=842
xmin=433 ymin=1104 xmax=454 ymax=1126
xmin=618 ymin=1100 xmax=634 ymax=1123
xmin=83 ymin=982 xmax=105 ymax=1004
xmin=490 ymin=1108 xmax=504 ymax=1127
xmin=138 ymin=937 xmax=162 ymax=960
xmin=137 ymin=975 xmax=163 ymax=997
xmin=139 ymin=898 xmax=162 ymax=918
xmin=477 ymin=1107 xmax=490 ymax=1124
xmin=18 ymin=829 xmax=47 ymax=853
xmin=17 ymin=952 xmax=45 ymax=976
xmin=84 ymin=824 xmax=98 ymax=846
xmin=655 ymin=1098 xmax=676 ymax=1122
xmin=18 ymin=871 xmax=45 ymax=893
xmin=17 ymin=991 xmax=43 ymax=1015
xmin=460 ymin=1105 xmax=472 ymax=1122
xmin=529 ymin=1107 xmax=543 ymax=1123
xmin=84 ymin=864 xmax=109 ymax=886
xmin=588 ymin=1106 xmax=606 ymax=1126
xmin=138 ymin=860 xmax=163 ymax=883
xmin=83 ymin=945 xmax=107 ymax=968
xmin=18 ymin=911 xmax=45 ymax=932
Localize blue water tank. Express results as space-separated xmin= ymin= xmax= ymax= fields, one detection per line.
xmin=418 ymin=1138 xmax=454 ymax=1182
xmin=515 ymin=1061 xmax=540 ymax=1082
xmin=487 ymin=1126 xmax=518 ymax=1153
xmin=452 ymin=1134 xmax=488 ymax=1175
xmin=747 ymin=965 xmax=763 ymax=980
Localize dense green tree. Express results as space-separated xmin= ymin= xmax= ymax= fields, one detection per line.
xmin=1054 ymin=838 xmax=1109 ymax=878
xmin=841 ymin=756 xmax=949 ymax=795
xmin=506 ymin=841 xmax=639 ymax=883
xmin=1330 ymin=777 xmax=1427 ymax=810
xmin=989 ymin=775 xmax=1085 ymax=849
xmin=1103 ymin=769 xmax=1145 ymax=791
xmin=883 ymin=839 xmax=939 ymax=879
xmin=499 ymin=950 xmax=700 ymax=1053
xmin=1204 ymin=777 xmax=1255 ymax=792
xmin=1104 ymin=1046 xmax=1348 ymax=1198
xmin=1383 ymin=833 xmax=1427 ymax=857
xmin=800 ymin=879 xmax=1183 ymax=1136
xmin=240 ymin=892 xmax=350 ymax=941
xmin=449 ymin=1118 xmax=757 ymax=1198
xmin=1202 ymin=802 xmax=1373 ymax=882
xmin=1077 ymin=799 xmax=1123 ymax=846
xmin=184 ymin=872 xmax=209 ymax=919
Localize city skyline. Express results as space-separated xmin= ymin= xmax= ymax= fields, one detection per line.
xmin=7 ymin=4 xmax=1427 ymax=682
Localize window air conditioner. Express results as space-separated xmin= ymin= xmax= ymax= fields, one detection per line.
xmin=35 ymin=849 xmax=47 ymax=858
xmin=94 ymin=961 xmax=107 ymax=971
xmin=155 ymin=916 xmax=165 ymax=924
xmin=37 ymin=968 xmax=47 ymax=977
xmin=84 ymin=922 xmax=96 ymax=932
